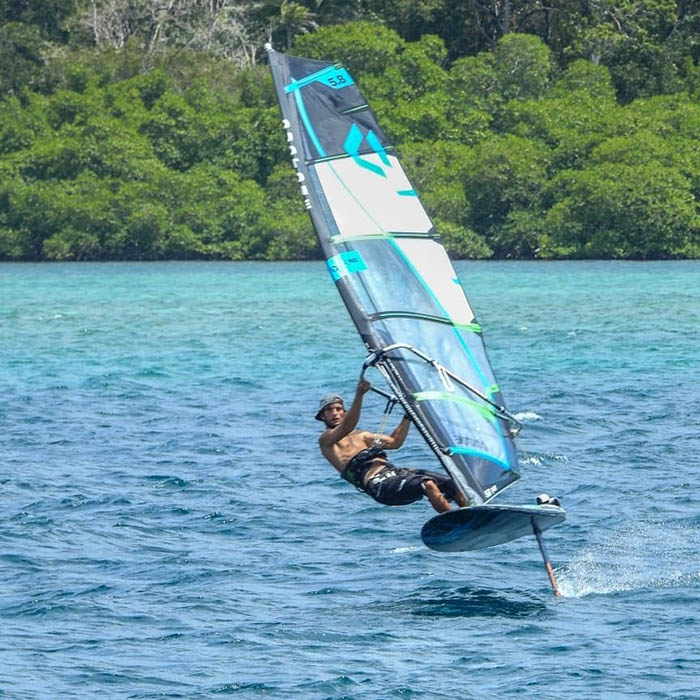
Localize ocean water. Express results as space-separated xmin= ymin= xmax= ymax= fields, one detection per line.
xmin=1 ymin=260 xmax=699 ymax=699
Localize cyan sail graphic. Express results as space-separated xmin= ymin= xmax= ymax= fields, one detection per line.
xmin=267 ymin=48 xmax=521 ymax=503
xmin=344 ymin=125 xmax=391 ymax=176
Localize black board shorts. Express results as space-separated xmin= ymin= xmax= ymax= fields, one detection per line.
xmin=364 ymin=466 xmax=457 ymax=506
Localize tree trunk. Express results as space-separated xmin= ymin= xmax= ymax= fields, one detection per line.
xmin=503 ymin=0 xmax=511 ymax=35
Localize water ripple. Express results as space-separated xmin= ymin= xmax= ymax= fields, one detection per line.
xmin=1 ymin=261 xmax=699 ymax=698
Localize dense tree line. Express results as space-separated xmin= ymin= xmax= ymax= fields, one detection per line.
xmin=1 ymin=0 xmax=699 ymax=260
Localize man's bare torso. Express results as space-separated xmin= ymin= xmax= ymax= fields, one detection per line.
xmin=319 ymin=429 xmax=388 ymax=483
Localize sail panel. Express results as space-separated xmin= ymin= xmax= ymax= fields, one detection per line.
xmin=283 ymin=55 xmax=391 ymax=161
xmin=268 ymin=48 xmax=520 ymax=502
xmin=390 ymin=238 xmax=477 ymax=326
xmin=332 ymin=238 xmax=449 ymax=322
xmin=313 ymin=157 xmax=432 ymax=236
xmin=366 ymin=325 xmax=515 ymax=461
xmin=326 ymin=229 xmax=476 ymax=328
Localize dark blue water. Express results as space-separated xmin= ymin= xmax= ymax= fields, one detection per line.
xmin=2 ymin=261 xmax=699 ymax=699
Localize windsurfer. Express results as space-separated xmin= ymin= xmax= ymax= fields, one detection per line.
xmin=317 ymin=379 xmax=468 ymax=513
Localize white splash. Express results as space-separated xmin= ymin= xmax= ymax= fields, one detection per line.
xmin=514 ymin=411 xmax=542 ymax=422
xmin=391 ymin=545 xmax=422 ymax=555
xmin=557 ymin=520 xmax=700 ymax=598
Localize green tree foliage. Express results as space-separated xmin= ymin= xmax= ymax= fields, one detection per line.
xmin=0 ymin=22 xmax=48 ymax=97
xmin=463 ymin=134 xmax=550 ymax=238
xmin=542 ymin=163 xmax=699 ymax=258
xmin=0 ymin=6 xmax=699 ymax=261
xmin=501 ymin=71 xmax=621 ymax=171
xmin=399 ymin=140 xmax=474 ymax=226
xmin=0 ymin=50 xmax=300 ymax=260
xmin=445 ymin=33 xmax=553 ymax=138
xmin=0 ymin=96 xmax=49 ymax=154
xmin=493 ymin=33 xmax=552 ymax=101
xmin=436 ymin=218 xmax=493 ymax=259
xmin=549 ymin=59 xmax=616 ymax=100
xmin=292 ymin=21 xmax=405 ymax=76
xmin=448 ymin=53 xmax=501 ymax=112
xmin=570 ymin=0 xmax=694 ymax=102
xmin=0 ymin=0 xmax=77 ymax=42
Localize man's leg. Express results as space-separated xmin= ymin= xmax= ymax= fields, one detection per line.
xmin=423 ymin=479 xmax=451 ymax=513
xmin=422 ymin=471 xmax=469 ymax=509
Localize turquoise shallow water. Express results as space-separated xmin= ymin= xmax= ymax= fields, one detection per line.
xmin=1 ymin=260 xmax=700 ymax=699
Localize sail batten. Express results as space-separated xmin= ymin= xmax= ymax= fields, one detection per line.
xmin=268 ymin=47 xmax=521 ymax=503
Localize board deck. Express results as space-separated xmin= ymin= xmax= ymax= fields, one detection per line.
xmin=421 ymin=504 xmax=566 ymax=552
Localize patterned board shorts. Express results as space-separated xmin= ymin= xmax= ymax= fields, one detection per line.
xmin=364 ymin=466 xmax=457 ymax=506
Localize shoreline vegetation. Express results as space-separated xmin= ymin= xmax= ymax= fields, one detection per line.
xmin=1 ymin=2 xmax=699 ymax=262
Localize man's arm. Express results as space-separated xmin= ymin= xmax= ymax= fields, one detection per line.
xmin=372 ymin=414 xmax=411 ymax=450
xmin=319 ymin=378 xmax=371 ymax=448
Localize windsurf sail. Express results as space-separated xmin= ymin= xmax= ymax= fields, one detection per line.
xmin=267 ymin=47 xmax=521 ymax=505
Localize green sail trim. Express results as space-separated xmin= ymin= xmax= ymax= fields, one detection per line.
xmin=455 ymin=322 xmax=482 ymax=333
xmin=342 ymin=104 xmax=370 ymax=114
xmin=413 ymin=391 xmax=497 ymax=421
xmin=484 ymin=383 xmax=500 ymax=399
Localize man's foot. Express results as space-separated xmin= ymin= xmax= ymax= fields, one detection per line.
xmin=536 ymin=493 xmax=561 ymax=507
xmin=454 ymin=491 xmax=470 ymax=508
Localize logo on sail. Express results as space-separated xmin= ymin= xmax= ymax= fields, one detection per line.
xmin=282 ymin=118 xmax=311 ymax=210
xmin=344 ymin=124 xmax=391 ymax=177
